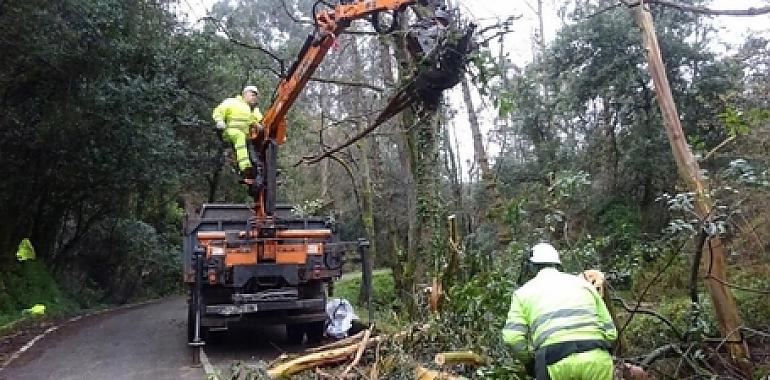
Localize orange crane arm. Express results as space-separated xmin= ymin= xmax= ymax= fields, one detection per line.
xmin=257 ymin=0 xmax=427 ymax=144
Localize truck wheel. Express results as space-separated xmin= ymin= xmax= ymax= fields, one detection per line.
xmin=305 ymin=321 xmax=325 ymax=344
xmin=286 ymin=324 xmax=305 ymax=344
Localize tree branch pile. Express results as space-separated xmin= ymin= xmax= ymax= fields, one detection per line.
xmin=225 ymin=325 xmax=489 ymax=379
xmin=268 ymin=325 xmax=488 ymax=379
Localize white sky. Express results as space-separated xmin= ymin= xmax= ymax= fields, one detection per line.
xmin=181 ymin=0 xmax=770 ymax=176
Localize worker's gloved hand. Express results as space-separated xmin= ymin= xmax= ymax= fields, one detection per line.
xmin=215 ymin=121 xmax=226 ymax=131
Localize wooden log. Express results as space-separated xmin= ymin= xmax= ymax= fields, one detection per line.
xmin=434 ymin=351 xmax=489 ymax=366
xmin=267 ymin=337 xmax=380 ymax=378
xmin=339 ymin=327 xmax=372 ymax=378
xmin=415 ymin=365 xmax=463 ymax=380
xmin=305 ymin=330 xmax=367 ymax=353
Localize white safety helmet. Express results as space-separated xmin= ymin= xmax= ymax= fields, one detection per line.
xmin=530 ymin=243 xmax=561 ymax=265
xmin=242 ymin=85 xmax=259 ymax=95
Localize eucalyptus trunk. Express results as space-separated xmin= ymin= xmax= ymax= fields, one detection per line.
xmin=633 ymin=4 xmax=750 ymax=371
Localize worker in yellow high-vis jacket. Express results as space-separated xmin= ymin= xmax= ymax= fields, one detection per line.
xmin=503 ymin=243 xmax=617 ymax=380
xmin=212 ymin=86 xmax=263 ymax=180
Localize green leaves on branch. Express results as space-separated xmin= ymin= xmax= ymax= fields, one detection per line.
xmin=719 ymin=106 xmax=770 ymax=138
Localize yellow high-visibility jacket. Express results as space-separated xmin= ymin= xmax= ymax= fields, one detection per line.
xmin=211 ymin=95 xmax=263 ymax=133
xmin=502 ymin=268 xmax=617 ymax=358
xmin=16 ymin=238 xmax=36 ymax=261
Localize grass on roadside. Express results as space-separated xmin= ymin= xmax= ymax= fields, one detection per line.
xmin=0 ymin=260 xmax=79 ymax=336
xmin=331 ymin=269 xmax=398 ymax=330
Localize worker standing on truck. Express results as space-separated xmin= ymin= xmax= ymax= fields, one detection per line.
xmin=212 ymin=86 xmax=263 ymax=180
xmin=502 ymin=242 xmax=617 ymax=380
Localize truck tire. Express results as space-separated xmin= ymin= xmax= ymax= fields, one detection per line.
xmin=286 ymin=324 xmax=305 ymax=344
xmin=305 ymin=321 xmax=325 ymax=343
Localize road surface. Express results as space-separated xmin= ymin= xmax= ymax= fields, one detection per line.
xmin=0 ymin=296 xmax=311 ymax=380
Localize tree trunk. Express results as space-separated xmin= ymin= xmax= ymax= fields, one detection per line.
xmin=633 ymin=3 xmax=750 ymax=370
xmin=460 ymin=78 xmax=508 ymax=245
xmin=347 ymin=38 xmax=377 ymax=305
xmin=390 ymin=17 xmax=447 ymax=313
xmin=389 ymin=23 xmax=421 ymax=312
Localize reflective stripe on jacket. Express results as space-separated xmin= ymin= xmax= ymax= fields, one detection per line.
xmin=212 ymin=95 xmax=263 ymax=133
xmin=502 ymin=268 xmax=617 ymax=358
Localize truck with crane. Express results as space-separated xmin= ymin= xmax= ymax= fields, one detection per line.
xmin=183 ymin=0 xmax=475 ymax=348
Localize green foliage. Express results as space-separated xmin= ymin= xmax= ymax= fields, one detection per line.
xmin=621 ymin=296 xmax=716 ymax=355
xmin=0 ymin=261 xmax=78 ymax=325
xmin=291 ymin=198 xmax=327 ymax=217
xmin=333 ymin=270 xmax=396 ymax=323
xmin=719 ymin=106 xmax=770 ymax=138
xmin=469 ymin=48 xmax=502 ymax=97
xmin=729 ymin=264 xmax=770 ymax=328
xmin=724 ymin=159 xmax=770 ymax=186
xmin=418 ymin=253 xmax=526 ymax=378
xmin=0 ymin=0 xmax=230 ymax=308
xmin=550 ymin=170 xmax=591 ymax=200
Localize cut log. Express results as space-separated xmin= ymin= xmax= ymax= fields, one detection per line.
xmin=416 ymin=365 xmax=464 ymax=380
xmin=306 ymin=330 xmax=367 ymax=353
xmin=267 ymin=336 xmax=381 ymax=378
xmin=434 ymin=351 xmax=489 ymax=366
xmin=339 ymin=327 xmax=372 ymax=378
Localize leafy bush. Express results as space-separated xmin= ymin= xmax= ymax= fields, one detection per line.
xmin=424 ymin=261 xmax=526 ymax=379
xmin=729 ymin=263 xmax=770 ymax=329
xmin=0 ymin=260 xmax=78 ymax=327
xmin=333 ymin=269 xmax=396 ymax=323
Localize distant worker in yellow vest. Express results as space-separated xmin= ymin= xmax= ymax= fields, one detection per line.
xmin=503 ymin=243 xmax=617 ymax=379
xmin=212 ymin=86 xmax=263 ymax=180
xmin=16 ymin=238 xmax=36 ymax=261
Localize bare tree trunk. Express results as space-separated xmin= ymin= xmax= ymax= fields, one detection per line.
xmin=460 ymin=78 xmax=509 ymax=245
xmin=633 ymin=4 xmax=750 ymax=371
xmin=382 ymin=30 xmax=420 ymax=310
xmin=597 ymin=99 xmax=619 ymax=194
xmin=349 ymin=38 xmax=377 ymax=305
xmin=320 ymin=159 xmax=329 ymax=199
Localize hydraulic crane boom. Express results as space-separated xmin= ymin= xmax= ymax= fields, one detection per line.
xmin=259 ymin=0 xmax=435 ymax=144
xmin=247 ymin=0 xmax=441 ymax=219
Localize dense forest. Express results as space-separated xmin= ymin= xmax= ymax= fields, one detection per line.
xmin=1 ymin=0 xmax=769 ymax=378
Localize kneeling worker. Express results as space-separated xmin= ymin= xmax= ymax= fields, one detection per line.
xmin=502 ymin=243 xmax=617 ymax=379
xmin=212 ymin=85 xmax=263 ymax=180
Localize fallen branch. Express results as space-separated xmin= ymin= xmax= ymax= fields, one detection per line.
xmin=416 ymin=365 xmax=463 ymax=380
xmin=701 ymin=135 xmax=736 ymax=162
xmin=267 ymin=336 xmax=380 ymax=378
xmin=339 ymin=327 xmax=372 ymax=378
xmin=306 ymin=330 xmax=367 ymax=353
xmin=434 ymin=351 xmax=489 ymax=366
xmin=621 ymin=0 xmax=770 ymax=16
xmin=369 ymin=338 xmax=382 ymax=379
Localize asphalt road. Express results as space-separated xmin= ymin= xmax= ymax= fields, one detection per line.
xmin=0 ymin=297 xmax=203 ymax=380
xmin=0 ymin=297 xmax=318 ymax=380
